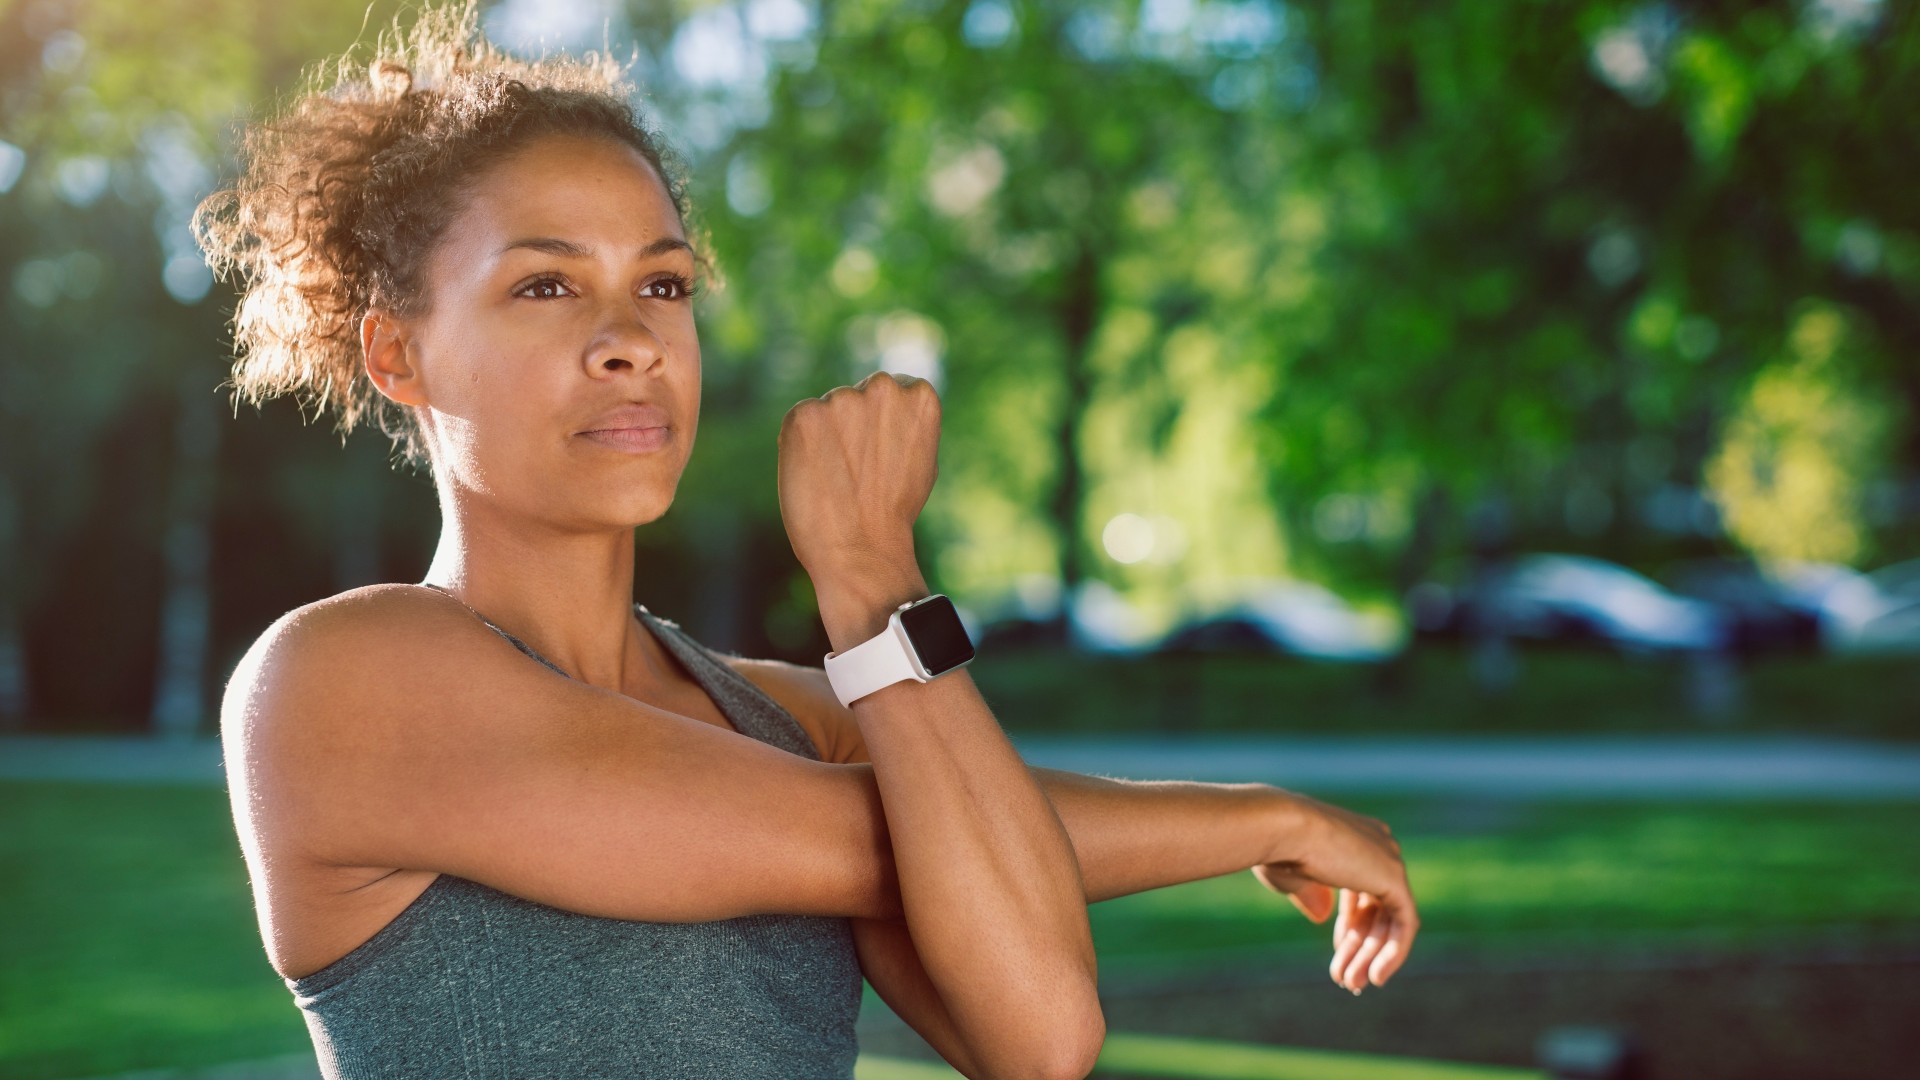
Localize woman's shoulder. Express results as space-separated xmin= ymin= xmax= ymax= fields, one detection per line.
xmin=236 ymin=583 xmax=465 ymax=664
xmin=229 ymin=581 xmax=465 ymax=672
xmin=219 ymin=584 xmax=497 ymax=758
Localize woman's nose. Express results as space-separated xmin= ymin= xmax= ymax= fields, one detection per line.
xmin=585 ymin=305 xmax=667 ymax=375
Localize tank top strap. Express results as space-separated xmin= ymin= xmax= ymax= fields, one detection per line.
xmin=633 ymin=606 xmax=823 ymax=762
xmin=418 ymin=583 xmax=571 ymax=679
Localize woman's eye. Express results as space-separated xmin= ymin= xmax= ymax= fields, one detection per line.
xmin=518 ymin=277 xmax=573 ymax=300
xmin=517 ymin=275 xmax=691 ymax=301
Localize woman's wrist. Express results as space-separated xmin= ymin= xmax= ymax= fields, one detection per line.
xmin=811 ymin=556 xmax=930 ymax=653
xmin=1256 ymin=784 xmax=1324 ymax=868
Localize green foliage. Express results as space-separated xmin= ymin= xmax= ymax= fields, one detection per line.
xmin=1706 ymin=300 xmax=1905 ymax=564
xmin=1267 ymin=0 xmax=1920 ymax=585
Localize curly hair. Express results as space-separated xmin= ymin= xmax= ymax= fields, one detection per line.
xmin=192 ymin=0 xmax=712 ymax=472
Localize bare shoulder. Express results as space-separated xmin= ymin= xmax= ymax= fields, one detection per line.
xmin=222 ymin=583 xmax=488 ymax=754
xmin=226 ymin=582 xmax=473 ymax=681
xmin=219 ymin=583 xmax=526 ymax=844
xmin=720 ymin=656 xmax=866 ymax=764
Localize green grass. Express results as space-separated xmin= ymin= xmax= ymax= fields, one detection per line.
xmin=856 ymin=1036 xmax=1547 ymax=1080
xmin=974 ymin=645 xmax=1920 ymax=740
xmin=0 ymin=783 xmax=314 ymax=1078
xmin=1092 ymin=1034 xmax=1545 ymax=1080
xmin=2 ymin=782 xmax=1916 ymax=1079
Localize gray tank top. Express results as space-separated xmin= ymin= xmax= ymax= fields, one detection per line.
xmin=284 ymin=589 xmax=863 ymax=1078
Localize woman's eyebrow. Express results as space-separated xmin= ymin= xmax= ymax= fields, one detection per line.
xmin=494 ymin=235 xmax=693 ymax=261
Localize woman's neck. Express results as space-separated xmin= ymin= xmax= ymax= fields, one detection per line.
xmin=419 ymin=505 xmax=664 ymax=694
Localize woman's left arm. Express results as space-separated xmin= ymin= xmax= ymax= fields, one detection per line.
xmin=846 ymin=767 xmax=1323 ymax=1077
xmin=737 ymin=658 xmax=1416 ymax=1068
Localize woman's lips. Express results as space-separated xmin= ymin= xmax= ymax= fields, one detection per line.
xmin=578 ymin=426 xmax=671 ymax=452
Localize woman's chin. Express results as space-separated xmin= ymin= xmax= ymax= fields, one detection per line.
xmin=598 ymin=489 xmax=678 ymax=529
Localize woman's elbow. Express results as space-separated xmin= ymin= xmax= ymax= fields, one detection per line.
xmin=972 ymin=999 xmax=1105 ymax=1080
xmin=1053 ymin=1007 xmax=1107 ymax=1080
xmin=1035 ymin=1001 xmax=1106 ymax=1080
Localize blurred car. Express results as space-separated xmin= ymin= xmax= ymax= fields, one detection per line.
xmin=1665 ymin=558 xmax=1823 ymax=657
xmin=1411 ymin=553 xmax=1728 ymax=656
xmin=1850 ymin=598 xmax=1920 ymax=653
xmin=969 ymin=579 xmax=1157 ymax=656
xmin=1867 ymin=558 xmax=1920 ymax=601
xmin=971 ymin=612 xmax=1071 ymax=654
xmin=1156 ymin=581 xmax=1403 ymax=662
xmin=1856 ymin=558 xmax=1920 ymax=652
xmin=1771 ymin=560 xmax=1920 ymax=654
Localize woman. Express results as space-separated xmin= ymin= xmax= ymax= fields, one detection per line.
xmin=197 ymin=3 xmax=1418 ymax=1077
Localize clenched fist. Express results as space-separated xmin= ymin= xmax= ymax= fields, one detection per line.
xmin=777 ymin=371 xmax=941 ymax=583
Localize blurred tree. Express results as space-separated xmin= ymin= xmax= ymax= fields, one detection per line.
xmin=0 ymin=0 xmax=420 ymax=730
xmin=1263 ymin=0 xmax=1918 ymax=597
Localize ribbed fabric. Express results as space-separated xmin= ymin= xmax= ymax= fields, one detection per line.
xmin=285 ymin=591 xmax=862 ymax=1078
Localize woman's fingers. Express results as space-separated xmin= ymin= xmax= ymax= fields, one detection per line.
xmin=1328 ymin=893 xmax=1375 ymax=989
xmin=1333 ymin=886 xmax=1355 ymax=943
xmin=1329 ymin=890 xmax=1420 ymax=993
xmin=1375 ymin=893 xmax=1420 ymax=985
xmin=1342 ymin=909 xmax=1392 ymax=992
xmin=1352 ymin=891 xmax=1420 ymax=989
xmin=1369 ymin=932 xmax=1405 ymax=986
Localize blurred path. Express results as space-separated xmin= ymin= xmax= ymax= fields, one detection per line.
xmin=6 ymin=733 xmax=1920 ymax=798
xmin=0 ymin=735 xmax=228 ymax=784
xmin=1011 ymin=733 xmax=1920 ymax=799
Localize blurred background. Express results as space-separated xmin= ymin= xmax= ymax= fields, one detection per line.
xmin=1 ymin=1 xmax=1916 ymax=1078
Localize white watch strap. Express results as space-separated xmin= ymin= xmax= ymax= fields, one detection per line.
xmin=823 ymin=607 xmax=924 ymax=707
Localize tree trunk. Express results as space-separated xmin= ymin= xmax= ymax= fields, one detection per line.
xmin=1371 ymin=479 xmax=1449 ymax=699
xmin=693 ymin=503 xmax=747 ymax=655
xmin=331 ymin=434 xmax=386 ymax=591
xmin=149 ymin=365 xmax=222 ymax=741
xmin=1047 ymin=243 xmax=1100 ymax=631
xmin=0 ymin=470 xmax=26 ymax=731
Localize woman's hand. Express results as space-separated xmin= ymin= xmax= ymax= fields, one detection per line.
xmin=777 ymin=371 xmax=941 ymax=582
xmin=1250 ymin=792 xmax=1418 ymax=995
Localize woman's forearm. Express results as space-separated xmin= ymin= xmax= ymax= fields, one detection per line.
xmin=816 ymin=562 xmax=1103 ymax=1080
xmin=836 ymin=760 xmax=1316 ymax=1078
xmin=1031 ymin=766 xmax=1307 ymax=902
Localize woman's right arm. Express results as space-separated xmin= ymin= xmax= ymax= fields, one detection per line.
xmin=224 ymin=585 xmax=909 ymax=926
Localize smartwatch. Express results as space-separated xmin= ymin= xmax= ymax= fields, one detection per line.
xmin=823 ymin=594 xmax=976 ymax=707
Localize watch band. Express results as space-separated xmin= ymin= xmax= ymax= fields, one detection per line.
xmin=823 ymin=601 xmax=925 ymax=708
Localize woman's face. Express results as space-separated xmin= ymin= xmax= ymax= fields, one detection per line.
xmin=397 ymin=132 xmax=701 ymax=529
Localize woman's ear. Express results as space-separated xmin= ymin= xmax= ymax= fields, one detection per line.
xmin=362 ymin=308 xmax=428 ymax=407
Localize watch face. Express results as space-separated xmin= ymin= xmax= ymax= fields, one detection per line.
xmin=898 ymin=595 xmax=975 ymax=677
